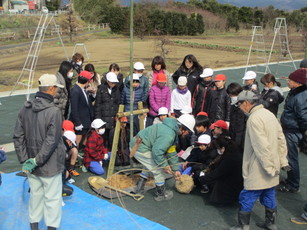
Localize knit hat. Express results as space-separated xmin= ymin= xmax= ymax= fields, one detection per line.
xmin=195 ymin=134 xmax=211 ymax=145
xmin=300 ymin=59 xmax=307 ymax=68
xmin=79 ymin=70 xmax=92 ymax=80
xmin=62 ymin=120 xmax=75 ymax=132
xmin=288 ymin=69 xmax=307 ymax=84
xmin=200 ymin=68 xmax=213 ymax=78
xmin=214 ymin=74 xmax=226 ymax=81
xmin=157 ymin=73 xmax=167 ymax=83
xmin=178 ymin=76 xmax=187 ymax=86
xmin=242 ymin=71 xmax=256 ymax=80
xmin=211 ymin=120 xmax=228 ymax=130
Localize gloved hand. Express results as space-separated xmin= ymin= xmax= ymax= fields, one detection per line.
xmin=22 ymin=158 xmax=37 ymax=174
xmin=99 ymin=161 xmax=103 ymax=166
xmin=75 ymin=124 xmax=83 ymax=131
xmin=281 ymin=165 xmax=291 ymax=172
xmin=199 ymin=171 xmax=205 ymax=177
xmin=103 ymin=153 xmax=109 ymax=160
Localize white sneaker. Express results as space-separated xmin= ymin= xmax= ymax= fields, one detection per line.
xmin=67 ymin=178 xmax=75 ymax=184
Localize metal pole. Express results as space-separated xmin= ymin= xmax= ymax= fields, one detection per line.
xmin=129 ymin=0 xmax=134 ymax=142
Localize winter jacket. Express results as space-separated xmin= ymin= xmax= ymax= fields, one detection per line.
xmin=146 ymin=69 xmax=173 ymax=89
xmin=124 ymin=74 xmax=149 ymax=103
xmin=64 ymin=77 xmax=73 ymax=119
xmin=69 ymin=84 xmax=94 ymax=129
xmin=54 ymin=72 xmax=68 ymax=118
xmin=95 ymin=82 xmax=121 ymax=130
xmin=281 ymin=84 xmax=307 ymax=133
xmin=130 ymin=118 xmax=180 ymax=171
xmin=192 ymin=80 xmax=216 ymax=116
xmin=243 ymin=104 xmax=288 ymax=190
xmin=259 ymin=86 xmax=284 ymax=117
xmin=172 ymin=67 xmax=203 ymax=96
xmin=149 ymin=85 xmax=171 ymax=117
xmin=121 ymin=84 xmax=145 ymax=112
xmin=83 ymin=130 xmax=108 ymax=168
xmin=229 ymin=105 xmax=247 ymax=152
xmin=204 ymin=87 xmax=231 ymax=123
xmin=171 ymin=87 xmax=191 ymax=113
xmin=200 ymin=146 xmax=243 ymax=204
xmin=13 ymin=92 xmax=66 ymax=177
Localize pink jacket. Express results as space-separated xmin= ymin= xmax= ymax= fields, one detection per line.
xmin=149 ymin=85 xmax=171 ymax=117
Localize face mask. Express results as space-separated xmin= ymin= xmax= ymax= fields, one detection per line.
xmin=98 ymin=128 xmax=105 ymax=135
xmin=137 ymin=73 xmax=142 ymax=78
xmin=76 ymin=61 xmax=82 ymax=66
xmin=67 ymin=72 xmax=74 ymax=79
xmin=231 ymin=96 xmax=238 ymax=105
xmin=264 ymin=87 xmax=269 ymax=91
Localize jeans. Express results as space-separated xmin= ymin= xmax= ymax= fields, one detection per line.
xmin=239 ymin=187 xmax=276 ymax=212
xmin=284 ymin=130 xmax=302 ymax=189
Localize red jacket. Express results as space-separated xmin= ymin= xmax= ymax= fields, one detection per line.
xmin=83 ymin=131 xmax=108 ymax=168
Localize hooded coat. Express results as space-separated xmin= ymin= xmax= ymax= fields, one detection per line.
xmin=13 ymin=92 xmax=66 ymax=177
xmin=130 ymin=118 xmax=180 ymax=171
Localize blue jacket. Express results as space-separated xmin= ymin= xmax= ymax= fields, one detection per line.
xmin=124 ymin=75 xmax=149 ymax=102
xmin=281 ymin=85 xmax=307 ymax=133
xmin=121 ymin=84 xmax=145 ymax=112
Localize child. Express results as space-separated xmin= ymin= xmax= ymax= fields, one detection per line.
xmin=204 ymin=74 xmax=231 ymax=124
xmin=153 ymin=107 xmax=169 ymax=125
xmin=192 ymin=68 xmax=216 ymax=116
xmin=171 ymin=76 xmax=191 ymax=118
xmin=148 ymin=73 xmax=171 ymax=125
xmin=191 ymin=113 xmax=211 ymax=145
xmin=242 ymin=70 xmax=259 ymax=95
xmin=83 ymin=119 xmax=109 ymax=175
xmin=0 ymin=146 xmax=6 ymax=186
xmin=210 ymin=120 xmax=229 ymax=140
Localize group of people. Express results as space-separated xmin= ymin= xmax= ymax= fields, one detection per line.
xmin=11 ymin=52 xmax=307 ymax=230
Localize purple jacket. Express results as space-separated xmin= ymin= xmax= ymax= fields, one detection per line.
xmin=149 ymin=85 xmax=171 ymax=117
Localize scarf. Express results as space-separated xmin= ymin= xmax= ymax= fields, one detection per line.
xmin=176 ymin=86 xmax=188 ymax=95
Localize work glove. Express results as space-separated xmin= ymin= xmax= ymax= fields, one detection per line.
xmin=22 ymin=158 xmax=37 ymax=174
xmin=281 ymin=165 xmax=291 ymax=172
xmin=75 ymin=124 xmax=83 ymax=131
xmin=199 ymin=171 xmax=205 ymax=177
xmin=103 ymin=153 xmax=109 ymax=160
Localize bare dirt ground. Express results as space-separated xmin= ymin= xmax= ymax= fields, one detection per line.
xmin=0 ymin=30 xmax=304 ymax=92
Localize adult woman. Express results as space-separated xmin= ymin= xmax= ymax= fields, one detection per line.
xmin=199 ymin=135 xmax=243 ymax=205
xmin=146 ymin=56 xmax=172 ymax=89
xmin=172 ymin=54 xmax=203 ymax=95
xmin=54 ymin=61 xmax=74 ymax=119
xmin=102 ymin=63 xmax=124 ymax=91
xmin=260 ymin=73 xmax=284 ymax=117
xmin=84 ymin=63 xmax=101 ymax=94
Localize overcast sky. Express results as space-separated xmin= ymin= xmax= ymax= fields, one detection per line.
xmin=217 ymin=0 xmax=306 ymax=10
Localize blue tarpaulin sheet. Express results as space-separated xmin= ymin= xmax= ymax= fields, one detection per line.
xmin=0 ymin=172 xmax=169 ymax=230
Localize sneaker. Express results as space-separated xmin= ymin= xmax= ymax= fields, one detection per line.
xmin=67 ymin=178 xmax=75 ymax=184
xmin=279 ymin=183 xmax=300 ymax=193
xmin=291 ymin=214 xmax=307 ymax=225
xmin=200 ymin=184 xmax=210 ymax=194
xmin=69 ymin=169 xmax=79 ymax=177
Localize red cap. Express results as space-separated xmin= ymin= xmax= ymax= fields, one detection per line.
xmin=120 ymin=116 xmax=128 ymax=123
xmin=211 ymin=120 xmax=228 ymax=130
xmin=157 ymin=73 xmax=167 ymax=83
xmin=79 ymin=70 xmax=92 ymax=80
xmin=62 ymin=120 xmax=75 ymax=132
xmin=197 ymin=112 xmax=208 ymax=117
xmin=214 ymin=74 xmax=226 ymax=81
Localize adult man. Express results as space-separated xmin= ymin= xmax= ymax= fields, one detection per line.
xmin=13 ymin=74 xmax=66 ymax=230
xmin=131 ymin=114 xmax=195 ymax=201
xmin=280 ymin=69 xmax=307 ymax=193
xmin=230 ymin=90 xmax=288 ymax=230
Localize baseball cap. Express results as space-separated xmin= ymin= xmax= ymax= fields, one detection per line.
xmin=157 ymin=73 xmax=167 ymax=83
xmin=211 ymin=120 xmax=228 ymax=130
xmin=132 ymin=74 xmax=140 ymax=81
xmin=63 ymin=130 xmax=77 ymax=146
xmin=158 ymin=107 xmax=169 ymax=115
xmin=106 ymin=72 xmax=119 ymax=83
xmin=200 ymin=68 xmax=214 ymax=78
xmin=79 ymin=70 xmax=92 ymax=80
xmin=237 ymin=90 xmax=258 ymax=102
xmin=62 ymin=120 xmax=75 ymax=132
xmin=178 ymin=76 xmax=187 ymax=86
xmin=197 ymin=112 xmax=208 ymax=117
xmin=91 ymin=119 xmax=106 ymax=129
xmin=214 ymin=74 xmax=226 ymax=81
xmin=242 ymin=71 xmax=256 ymax=80
xmin=195 ymin=134 xmax=211 ymax=145
xmin=38 ymin=74 xmax=64 ymax=88
xmin=133 ymin=62 xmax=145 ymax=70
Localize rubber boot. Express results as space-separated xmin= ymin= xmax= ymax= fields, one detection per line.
xmin=256 ymin=208 xmax=277 ymax=230
xmin=134 ymin=176 xmax=147 ymax=195
xmin=153 ymin=184 xmax=173 ymax=201
xmin=229 ymin=211 xmax=251 ymax=230
xmin=30 ymin=223 xmax=38 ymax=230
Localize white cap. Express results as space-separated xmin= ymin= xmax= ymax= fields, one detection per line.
xmin=133 ymin=62 xmax=145 ymax=70
xmin=180 ymin=105 xmax=192 ymax=114
xmin=91 ymin=119 xmax=106 ymax=129
xmin=178 ymin=76 xmax=187 ymax=86
xmin=106 ymin=72 xmax=119 ymax=83
xmin=132 ymin=74 xmax=140 ymax=81
xmin=38 ymin=74 xmax=64 ymax=88
xmin=177 ymin=114 xmax=195 ymax=133
xmin=200 ymin=68 xmax=214 ymax=78
xmin=63 ymin=130 xmax=76 ymax=146
xmin=242 ymin=71 xmax=256 ymax=80
xmin=196 ymin=134 xmax=211 ymax=145
xmin=158 ymin=107 xmax=169 ymax=115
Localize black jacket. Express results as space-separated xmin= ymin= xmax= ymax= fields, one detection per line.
xmin=260 ymin=87 xmax=284 ymax=117
xmin=95 ymin=82 xmax=121 ymax=130
xmin=229 ymin=105 xmax=247 ymax=152
xmin=192 ymin=80 xmax=216 ymax=116
xmin=204 ymin=87 xmax=231 ymax=123
xmin=172 ymin=67 xmax=202 ymax=96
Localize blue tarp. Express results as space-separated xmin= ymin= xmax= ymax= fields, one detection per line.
xmin=0 ymin=172 xmax=169 ymax=230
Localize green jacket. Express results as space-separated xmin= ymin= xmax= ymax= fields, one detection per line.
xmin=130 ymin=118 xmax=180 ymax=171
